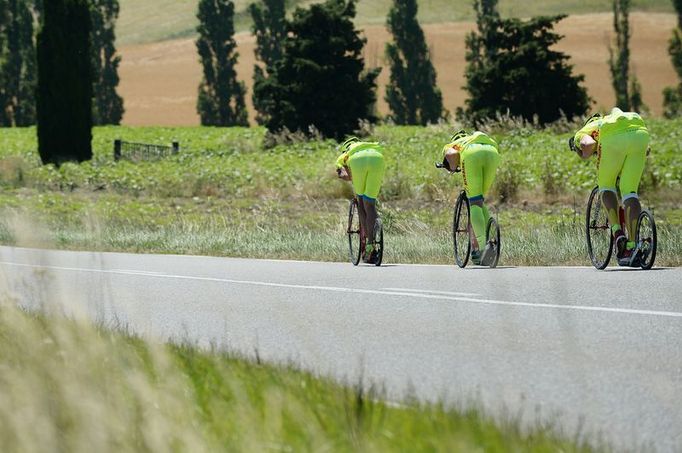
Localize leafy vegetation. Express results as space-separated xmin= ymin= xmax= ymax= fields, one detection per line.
xmin=2 ymin=121 xmax=681 ymax=199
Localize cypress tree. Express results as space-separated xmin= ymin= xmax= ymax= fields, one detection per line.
xmin=608 ymin=0 xmax=631 ymax=110
xmin=249 ymin=0 xmax=286 ymax=125
xmin=663 ymin=0 xmax=682 ymax=117
xmin=0 ymin=1 xmax=7 ymax=120
xmin=90 ymin=0 xmax=124 ymax=125
xmin=0 ymin=0 xmax=37 ymax=126
xmin=384 ymin=0 xmax=443 ymax=125
xmin=255 ymin=0 xmax=380 ymax=139
xmin=196 ymin=0 xmax=248 ymax=126
xmin=36 ymin=0 xmax=92 ymax=165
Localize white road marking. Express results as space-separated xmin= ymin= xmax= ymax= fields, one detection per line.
xmin=2 ymin=261 xmax=682 ymax=319
xmin=383 ymin=288 xmax=482 ymax=297
xmin=110 ymin=269 xmax=166 ymax=276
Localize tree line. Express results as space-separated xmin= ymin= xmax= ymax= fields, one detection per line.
xmin=198 ymin=0 xmax=682 ymax=136
xmin=2 ymin=0 xmax=681 ymax=165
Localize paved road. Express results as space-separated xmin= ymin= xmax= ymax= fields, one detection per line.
xmin=1 ymin=246 xmax=681 ymax=451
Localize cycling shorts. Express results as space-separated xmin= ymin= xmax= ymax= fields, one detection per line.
xmin=348 ymin=149 xmax=385 ymax=201
xmin=598 ymin=128 xmax=650 ymax=200
xmin=461 ymin=144 xmax=500 ymax=202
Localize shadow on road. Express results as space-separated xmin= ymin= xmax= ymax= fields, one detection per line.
xmin=603 ymin=267 xmax=672 ymax=272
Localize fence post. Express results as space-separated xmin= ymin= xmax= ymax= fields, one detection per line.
xmin=172 ymin=141 xmax=180 ymax=154
xmin=114 ymin=139 xmax=122 ymax=161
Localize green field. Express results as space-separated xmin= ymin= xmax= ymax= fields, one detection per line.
xmin=1 ymin=122 xmax=681 ymax=266
xmin=0 ymin=304 xmax=605 ymax=452
xmin=117 ymin=0 xmax=675 ymax=45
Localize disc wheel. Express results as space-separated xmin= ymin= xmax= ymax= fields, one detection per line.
xmin=373 ymin=218 xmax=384 ymax=267
xmin=636 ymin=210 xmax=657 ymax=270
xmin=453 ymin=192 xmax=471 ymax=268
xmin=586 ymin=186 xmax=613 ymax=269
xmin=485 ymin=217 xmax=501 ymax=268
xmin=347 ymin=199 xmax=363 ymax=266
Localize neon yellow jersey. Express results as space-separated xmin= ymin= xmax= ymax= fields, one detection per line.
xmin=441 ymin=131 xmax=498 ymax=156
xmin=573 ymin=107 xmax=648 ymax=149
xmin=336 ymin=141 xmax=383 ymax=169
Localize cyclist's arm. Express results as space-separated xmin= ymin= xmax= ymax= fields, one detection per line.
xmin=574 ymin=122 xmax=599 ymax=160
xmin=578 ymin=135 xmax=596 ymax=160
xmin=336 ymin=152 xmax=348 ymax=169
xmin=336 ymin=152 xmax=351 ymax=180
xmin=443 ymin=146 xmax=460 ymax=171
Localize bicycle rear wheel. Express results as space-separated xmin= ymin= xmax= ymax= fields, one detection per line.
xmin=453 ymin=192 xmax=471 ymax=268
xmin=374 ymin=218 xmax=384 ymax=267
xmin=586 ymin=186 xmax=613 ymax=269
xmin=485 ymin=217 xmax=501 ymax=268
xmin=347 ymin=199 xmax=362 ymax=266
xmin=636 ymin=210 xmax=657 ymax=270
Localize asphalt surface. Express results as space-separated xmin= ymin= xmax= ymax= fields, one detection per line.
xmin=1 ymin=246 xmax=681 ymax=451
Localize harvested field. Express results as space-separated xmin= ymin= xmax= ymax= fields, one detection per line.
xmin=118 ymin=13 xmax=679 ymax=126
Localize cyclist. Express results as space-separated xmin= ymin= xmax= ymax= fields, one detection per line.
xmin=569 ymin=107 xmax=650 ymax=267
xmin=336 ymin=137 xmax=386 ymax=264
xmin=441 ymin=130 xmax=500 ymax=266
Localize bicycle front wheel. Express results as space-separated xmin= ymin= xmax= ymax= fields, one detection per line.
xmin=636 ymin=210 xmax=657 ymax=270
xmin=586 ymin=186 xmax=613 ymax=269
xmin=453 ymin=192 xmax=471 ymax=268
xmin=347 ymin=199 xmax=362 ymax=266
xmin=485 ymin=217 xmax=501 ymax=268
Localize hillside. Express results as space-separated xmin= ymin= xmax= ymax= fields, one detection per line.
xmin=117 ymin=0 xmax=674 ymax=45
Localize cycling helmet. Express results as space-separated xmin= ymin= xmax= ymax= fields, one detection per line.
xmin=340 ymin=136 xmax=360 ymax=152
xmin=582 ymin=112 xmax=602 ymax=127
xmin=450 ymin=129 xmax=468 ymax=142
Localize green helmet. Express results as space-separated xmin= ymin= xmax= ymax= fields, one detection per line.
xmin=450 ymin=129 xmax=468 ymax=142
xmin=582 ymin=112 xmax=602 ymax=127
xmin=340 ymin=136 xmax=360 ymax=152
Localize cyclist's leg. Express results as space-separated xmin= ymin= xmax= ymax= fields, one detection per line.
xmin=462 ymin=147 xmax=486 ymax=249
xmin=348 ymin=155 xmax=369 ymax=241
xmin=619 ymin=130 xmax=649 ymax=248
xmin=597 ymin=138 xmax=627 ymax=233
xmin=480 ymin=150 xmax=501 ymax=231
xmin=360 ymin=152 xmax=385 ymax=245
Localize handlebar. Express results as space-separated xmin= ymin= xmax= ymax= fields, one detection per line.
xmin=435 ymin=162 xmax=461 ymax=173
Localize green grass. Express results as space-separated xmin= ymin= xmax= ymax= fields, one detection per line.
xmin=1 ymin=122 xmax=681 ymax=200
xmin=116 ymin=0 xmax=675 ymax=45
xmin=1 ymin=123 xmax=680 ymax=266
xmin=0 ymin=303 xmax=605 ymax=452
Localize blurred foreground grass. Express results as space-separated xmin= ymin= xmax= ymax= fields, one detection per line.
xmin=0 ymin=303 xmax=603 ymax=452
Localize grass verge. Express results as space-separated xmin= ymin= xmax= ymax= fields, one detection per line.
xmin=0 ymin=303 xmax=604 ymax=452
xmin=2 ymin=191 xmax=681 ymax=266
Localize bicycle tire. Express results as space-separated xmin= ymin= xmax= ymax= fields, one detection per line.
xmin=485 ymin=217 xmax=501 ymax=268
xmin=347 ymin=199 xmax=362 ymax=266
xmin=586 ymin=186 xmax=613 ymax=270
xmin=374 ymin=218 xmax=384 ymax=267
xmin=453 ymin=191 xmax=471 ymax=268
xmin=636 ymin=210 xmax=657 ymax=270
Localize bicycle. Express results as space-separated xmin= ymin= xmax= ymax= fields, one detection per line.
xmin=436 ymin=163 xmax=501 ymax=268
xmin=585 ymin=184 xmax=657 ymax=270
xmin=347 ymin=198 xmax=384 ymax=266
